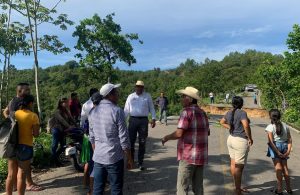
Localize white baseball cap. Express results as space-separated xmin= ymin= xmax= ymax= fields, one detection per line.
xmin=100 ymin=83 xmax=121 ymax=97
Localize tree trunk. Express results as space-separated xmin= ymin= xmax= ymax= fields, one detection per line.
xmin=5 ymin=54 xmax=11 ymax=105
xmin=25 ymin=0 xmax=42 ymax=120
xmin=0 ymin=55 xmax=7 ymax=120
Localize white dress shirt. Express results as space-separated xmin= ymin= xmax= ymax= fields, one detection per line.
xmin=80 ymin=98 xmax=94 ymax=127
xmin=124 ymin=92 xmax=156 ymax=120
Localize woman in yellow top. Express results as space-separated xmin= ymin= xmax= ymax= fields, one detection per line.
xmin=14 ymin=95 xmax=40 ymax=195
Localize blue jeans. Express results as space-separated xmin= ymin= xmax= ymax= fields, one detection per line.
xmin=93 ymin=159 xmax=124 ymax=195
xmin=51 ymin=128 xmax=65 ymax=160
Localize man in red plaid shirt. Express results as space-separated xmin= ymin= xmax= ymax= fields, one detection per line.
xmin=162 ymin=86 xmax=210 ymax=195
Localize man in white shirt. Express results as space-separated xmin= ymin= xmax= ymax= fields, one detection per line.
xmin=124 ymin=80 xmax=156 ymax=170
xmin=80 ymin=88 xmax=98 ymax=129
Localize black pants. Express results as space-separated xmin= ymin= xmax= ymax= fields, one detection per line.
xmin=128 ymin=117 xmax=148 ymax=165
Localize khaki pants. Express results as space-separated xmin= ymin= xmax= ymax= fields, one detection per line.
xmin=177 ymin=160 xmax=204 ymax=195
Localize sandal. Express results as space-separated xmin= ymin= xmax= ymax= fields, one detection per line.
xmin=241 ymin=188 xmax=250 ymax=193
xmin=26 ymin=185 xmax=45 ymax=191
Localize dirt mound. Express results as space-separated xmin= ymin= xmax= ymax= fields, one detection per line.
xmin=202 ymin=105 xmax=269 ymax=118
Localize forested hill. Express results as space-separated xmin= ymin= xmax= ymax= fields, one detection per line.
xmin=2 ymin=49 xmax=282 ymax=120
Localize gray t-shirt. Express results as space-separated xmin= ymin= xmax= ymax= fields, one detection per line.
xmin=224 ymin=109 xmax=249 ymax=139
xmin=265 ymin=122 xmax=289 ymax=142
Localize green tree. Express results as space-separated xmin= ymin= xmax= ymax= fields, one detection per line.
xmin=0 ymin=0 xmax=74 ymax=120
xmin=73 ymin=13 xmax=143 ymax=82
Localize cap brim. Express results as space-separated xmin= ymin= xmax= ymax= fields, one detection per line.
xmin=114 ymin=83 xmax=121 ymax=88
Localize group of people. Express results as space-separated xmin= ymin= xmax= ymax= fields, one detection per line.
xmin=2 ymin=81 xmax=294 ymax=195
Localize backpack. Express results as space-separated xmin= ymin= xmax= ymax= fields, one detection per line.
xmin=0 ymin=117 xmax=18 ymax=159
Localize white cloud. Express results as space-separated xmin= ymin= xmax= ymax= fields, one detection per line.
xmin=195 ymin=31 xmax=216 ymax=39
xmin=228 ymin=25 xmax=272 ymax=37
xmin=152 ymin=43 xmax=286 ymax=69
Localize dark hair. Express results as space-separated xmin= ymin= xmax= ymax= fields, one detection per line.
xmin=269 ymin=109 xmax=283 ymax=136
xmin=19 ymin=94 xmax=34 ymax=109
xmin=17 ymin=82 xmax=29 ymax=87
xmin=192 ymin=99 xmax=198 ymax=104
xmin=89 ymin=88 xmax=98 ymax=97
xmin=71 ymin=92 xmax=78 ymax=98
xmin=91 ymin=92 xmax=103 ymax=105
xmin=229 ymin=96 xmax=244 ymax=134
xmin=57 ymin=97 xmax=68 ymax=110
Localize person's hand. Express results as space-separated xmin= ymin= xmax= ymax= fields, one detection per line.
xmin=277 ymin=152 xmax=285 ymax=159
xmin=283 ymin=151 xmax=290 ymax=158
xmin=127 ymin=157 xmax=134 ymax=170
xmin=248 ymin=138 xmax=253 ymax=146
xmin=151 ymin=119 xmax=156 ymax=128
xmin=161 ymin=136 xmax=168 ymax=146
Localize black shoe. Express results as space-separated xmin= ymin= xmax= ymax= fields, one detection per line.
xmin=286 ymin=189 xmax=293 ymax=194
xmin=274 ymin=189 xmax=283 ymax=195
xmin=138 ymin=164 xmax=145 ymax=171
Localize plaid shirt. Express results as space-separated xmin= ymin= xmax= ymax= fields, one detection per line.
xmin=177 ymin=105 xmax=209 ymax=165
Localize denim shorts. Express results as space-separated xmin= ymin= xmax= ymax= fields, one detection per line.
xmin=17 ymin=144 xmax=33 ymax=161
xmin=267 ymin=141 xmax=289 ymax=160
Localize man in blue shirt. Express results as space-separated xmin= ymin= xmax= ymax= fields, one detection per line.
xmin=89 ymin=83 xmax=133 ymax=195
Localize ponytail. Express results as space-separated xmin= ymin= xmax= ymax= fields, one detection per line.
xmin=229 ymin=96 xmax=244 ymax=134
xmin=269 ymin=109 xmax=283 ymax=136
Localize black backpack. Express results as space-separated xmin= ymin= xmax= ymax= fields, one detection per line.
xmin=0 ymin=117 xmax=18 ymax=159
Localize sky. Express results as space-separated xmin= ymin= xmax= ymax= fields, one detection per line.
xmin=6 ymin=0 xmax=300 ymax=70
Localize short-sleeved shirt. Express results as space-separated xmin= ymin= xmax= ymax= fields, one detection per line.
xmin=265 ymin=122 xmax=289 ymax=142
xmin=15 ymin=109 xmax=40 ymax=146
xmin=224 ymin=109 xmax=248 ymax=139
xmin=177 ymin=105 xmax=209 ymax=165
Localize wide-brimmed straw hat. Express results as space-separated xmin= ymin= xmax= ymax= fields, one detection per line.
xmin=135 ymin=80 xmax=144 ymax=86
xmin=176 ymin=86 xmax=201 ymax=100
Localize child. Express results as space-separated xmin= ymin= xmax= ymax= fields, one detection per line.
xmin=266 ymin=109 xmax=293 ymax=194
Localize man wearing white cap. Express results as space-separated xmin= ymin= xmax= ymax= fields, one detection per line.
xmin=89 ymin=83 xmax=133 ymax=195
xmin=124 ymin=80 xmax=156 ymax=170
xmin=162 ymin=86 xmax=210 ymax=195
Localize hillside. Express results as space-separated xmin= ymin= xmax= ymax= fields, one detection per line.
xmin=0 ymin=50 xmax=283 ymax=123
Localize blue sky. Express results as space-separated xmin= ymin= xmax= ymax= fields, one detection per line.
xmin=7 ymin=0 xmax=300 ymax=70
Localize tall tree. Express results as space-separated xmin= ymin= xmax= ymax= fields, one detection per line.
xmin=0 ymin=0 xmax=73 ymax=120
xmin=0 ymin=3 xmax=29 ymax=118
xmin=73 ymin=13 xmax=142 ymax=83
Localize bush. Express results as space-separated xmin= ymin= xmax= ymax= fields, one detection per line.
xmin=0 ymin=158 xmax=8 ymax=189
xmin=284 ymin=108 xmax=299 ymax=123
xmin=33 ymin=132 xmax=53 ymax=168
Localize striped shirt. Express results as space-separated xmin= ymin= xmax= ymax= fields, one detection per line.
xmin=89 ymin=99 xmax=130 ymax=165
xmin=177 ymin=105 xmax=209 ymax=165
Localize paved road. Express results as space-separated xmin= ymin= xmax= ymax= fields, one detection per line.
xmin=6 ymin=116 xmax=300 ymax=195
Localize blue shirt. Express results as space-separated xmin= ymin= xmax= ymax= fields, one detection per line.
xmin=89 ymin=99 xmax=130 ymax=165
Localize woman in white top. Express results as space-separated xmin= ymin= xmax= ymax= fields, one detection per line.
xmin=265 ymin=109 xmax=293 ymax=195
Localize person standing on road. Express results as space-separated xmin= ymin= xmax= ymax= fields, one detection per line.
xmin=14 ymin=95 xmax=40 ymax=195
xmin=80 ymin=88 xmax=98 ymax=129
xmin=220 ymin=96 xmax=253 ymax=195
xmin=265 ymin=109 xmax=293 ymax=195
xmin=226 ymin=93 xmax=230 ymax=104
xmin=89 ymin=83 xmax=133 ymax=195
xmin=162 ymin=86 xmax=210 ymax=195
xmin=156 ymin=92 xmax=169 ymax=125
xmin=124 ymin=80 xmax=156 ymax=171
xmin=4 ymin=83 xmax=44 ymax=193
xmin=209 ymin=92 xmax=214 ymax=104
